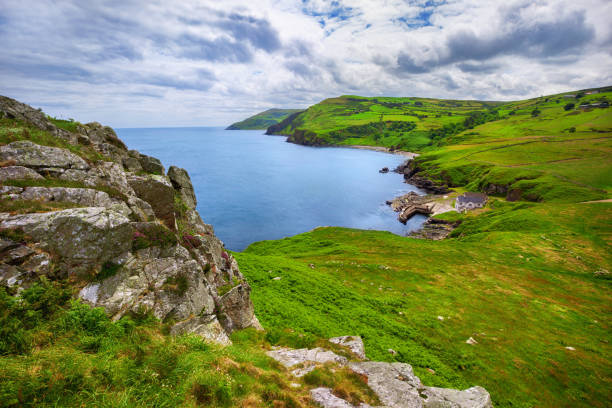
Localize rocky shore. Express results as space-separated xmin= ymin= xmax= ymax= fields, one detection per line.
xmin=0 ymin=95 xmax=261 ymax=345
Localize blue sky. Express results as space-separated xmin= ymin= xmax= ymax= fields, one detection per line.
xmin=0 ymin=0 xmax=611 ymax=127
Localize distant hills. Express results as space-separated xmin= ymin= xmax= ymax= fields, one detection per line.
xmin=226 ymin=108 xmax=303 ymax=130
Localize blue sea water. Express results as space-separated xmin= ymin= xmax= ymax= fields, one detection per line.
xmin=116 ymin=127 xmax=426 ymax=251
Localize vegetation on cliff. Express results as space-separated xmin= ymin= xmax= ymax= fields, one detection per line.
xmin=227 ymin=109 xmax=303 ymax=130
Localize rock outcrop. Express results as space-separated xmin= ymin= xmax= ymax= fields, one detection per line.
xmin=267 ymin=336 xmax=493 ymax=408
xmin=0 ymin=95 xmax=260 ymax=344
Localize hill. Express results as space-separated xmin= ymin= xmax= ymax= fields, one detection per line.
xmin=227 ymin=108 xmax=303 ymax=130
xmin=266 ymin=87 xmax=612 ymax=153
xmin=235 ymin=86 xmax=612 ymax=407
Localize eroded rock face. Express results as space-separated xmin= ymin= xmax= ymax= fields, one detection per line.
xmin=19 ymin=187 xmax=114 ymax=207
xmin=0 ymin=95 xmax=260 ymax=346
xmin=0 ymin=141 xmax=89 ymax=171
xmin=0 ymin=207 xmax=132 ymax=276
xmin=168 ymin=166 xmax=197 ymax=209
xmin=218 ymin=283 xmax=263 ymax=332
xmin=128 ymin=175 xmax=176 ymax=228
xmin=81 ymin=244 xmax=215 ymax=322
xmin=0 ymin=166 xmax=44 ymax=182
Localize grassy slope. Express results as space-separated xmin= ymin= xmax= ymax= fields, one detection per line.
xmin=236 ymin=87 xmax=612 ymax=408
xmin=227 ymin=109 xmax=303 ymax=130
xmin=268 ymin=95 xmax=503 ymax=150
xmin=413 ymin=91 xmax=612 ymax=203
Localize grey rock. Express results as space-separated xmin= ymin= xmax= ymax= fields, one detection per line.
xmin=218 ymin=283 xmax=263 ymax=333
xmin=421 ymin=386 xmax=492 ymax=408
xmin=349 ymin=361 xmax=493 ymax=408
xmin=128 ymin=175 xmax=175 ymax=228
xmin=0 ymin=207 xmax=132 ymax=276
xmin=126 ymin=196 xmax=156 ymax=222
xmin=170 ymin=315 xmax=231 ymax=346
xmin=81 ymin=245 xmax=215 ymax=322
xmin=0 ymin=245 xmax=34 ymax=264
xmin=168 ymin=166 xmax=197 ymax=209
xmin=19 ymin=187 xmax=113 ymax=207
xmin=0 ymin=166 xmax=44 ymax=182
xmin=0 ymin=141 xmax=89 ymax=170
xmin=139 ymin=154 xmax=164 ymax=175
xmin=311 ymin=388 xmax=355 ymax=408
xmin=266 ymin=347 xmax=348 ymax=377
xmin=123 ymin=156 xmax=143 ymax=172
xmin=78 ymin=122 xmax=127 ymax=150
xmin=329 ymin=336 xmax=367 ymax=360
xmin=0 ymin=96 xmax=55 ymax=131
xmin=349 ymin=362 xmax=423 ymax=408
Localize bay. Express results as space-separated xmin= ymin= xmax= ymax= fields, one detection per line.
xmin=116 ymin=127 xmax=426 ymax=251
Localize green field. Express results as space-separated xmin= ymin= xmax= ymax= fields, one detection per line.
xmin=234 ymin=87 xmax=612 ymax=407
xmin=227 ymin=109 xmax=303 ymax=130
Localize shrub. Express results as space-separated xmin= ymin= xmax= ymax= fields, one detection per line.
xmin=531 ymin=108 xmax=541 ymax=117
xmin=564 ymin=103 xmax=575 ymax=111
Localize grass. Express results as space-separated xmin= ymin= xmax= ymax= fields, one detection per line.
xmin=0 ymin=117 xmax=106 ymax=163
xmin=0 ymin=280 xmax=378 ymax=408
xmin=235 ymin=200 xmax=612 ymax=408
xmin=47 ymin=116 xmax=81 ymax=133
xmin=227 ymin=109 xmax=303 ymax=130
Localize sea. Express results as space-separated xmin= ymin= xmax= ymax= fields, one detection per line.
xmin=115 ymin=127 xmax=426 ymax=251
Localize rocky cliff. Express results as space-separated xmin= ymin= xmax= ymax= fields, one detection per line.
xmin=0 ymin=95 xmax=261 ymax=345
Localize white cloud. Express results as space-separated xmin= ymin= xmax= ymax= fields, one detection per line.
xmin=0 ymin=0 xmax=610 ymax=127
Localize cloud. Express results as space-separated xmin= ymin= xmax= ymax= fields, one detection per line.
xmin=396 ymin=7 xmax=595 ymax=74
xmin=0 ymin=0 xmax=609 ymax=127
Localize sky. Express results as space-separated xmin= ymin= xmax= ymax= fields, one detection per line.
xmin=1 ymin=0 xmax=611 ymax=127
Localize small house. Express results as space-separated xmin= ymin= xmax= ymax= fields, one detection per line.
xmin=455 ymin=192 xmax=488 ymax=212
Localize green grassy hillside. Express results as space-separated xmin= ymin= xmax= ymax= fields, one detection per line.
xmin=267 ymin=87 xmax=612 ymax=153
xmin=227 ymin=109 xmax=303 ymax=130
xmin=236 ymin=201 xmax=612 ymax=408
xmin=235 ymin=86 xmax=612 ymax=408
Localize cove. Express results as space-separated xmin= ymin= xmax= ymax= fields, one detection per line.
xmin=116 ymin=127 xmax=426 ymax=251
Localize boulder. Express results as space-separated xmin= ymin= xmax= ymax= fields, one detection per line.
xmin=310 ymin=388 xmax=356 ymax=408
xmin=0 ymin=166 xmax=44 ymax=182
xmin=168 ymin=166 xmax=197 ymax=209
xmin=217 ymin=283 xmax=262 ymax=332
xmin=169 ymin=316 xmax=231 ymax=346
xmin=123 ymin=156 xmax=143 ymax=172
xmin=349 ymin=361 xmax=492 ymax=408
xmin=329 ymin=336 xmax=367 ymax=359
xmin=0 ymin=141 xmax=89 ymax=170
xmin=266 ymin=347 xmax=348 ymax=377
xmin=127 ymin=175 xmax=175 ymax=228
xmin=0 ymin=207 xmax=132 ymax=276
xmin=421 ymin=386 xmax=493 ymax=408
xmin=139 ymin=154 xmax=164 ymax=175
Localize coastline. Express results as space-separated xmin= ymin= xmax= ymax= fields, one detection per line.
xmin=346 ymin=144 xmax=419 ymax=158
